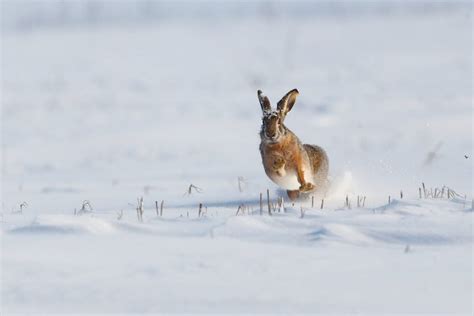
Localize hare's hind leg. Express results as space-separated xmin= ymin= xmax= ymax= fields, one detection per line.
xmin=303 ymin=145 xmax=328 ymax=176
xmin=303 ymin=144 xmax=329 ymax=190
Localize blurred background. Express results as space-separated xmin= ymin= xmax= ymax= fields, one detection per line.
xmin=2 ymin=1 xmax=468 ymax=30
xmin=1 ymin=1 xmax=472 ymax=212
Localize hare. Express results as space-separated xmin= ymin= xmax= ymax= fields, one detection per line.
xmin=258 ymin=89 xmax=329 ymax=201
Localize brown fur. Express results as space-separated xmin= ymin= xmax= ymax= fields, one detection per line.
xmin=260 ymin=130 xmax=300 ymax=180
xmin=303 ymin=144 xmax=329 ymax=187
xmin=286 ymin=190 xmax=300 ymax=201
xmin=258 ymin=89 xmax=329 ymax=200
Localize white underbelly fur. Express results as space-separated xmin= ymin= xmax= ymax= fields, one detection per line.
xmin=270 ymin=162 xmax=314 ymax=190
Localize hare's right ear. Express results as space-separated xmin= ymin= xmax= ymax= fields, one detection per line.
xmin=257 ymin=90 xmax=271 ymax=114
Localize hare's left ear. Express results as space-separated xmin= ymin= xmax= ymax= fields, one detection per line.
xmin=277 ymin=88 xmax=299 ymax=119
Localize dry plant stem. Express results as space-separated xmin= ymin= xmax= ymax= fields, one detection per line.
xmin=422 ymin=182 xmax=427 ymax=198
xmin=136 ymin=197 xmax=144 ymax=222
xmin=400 ymin=190 xmax=403 ymax=199
xmin=320 ymin=199 xmax=324 ymax=210
xmin=155 ymin=201 xmax=159 ymax=216
xmin=185 ymin=184 xmax=203 ymax=196
xmin=160 ymin=200 xmax=164 ymax=216
xmin=267 ymin=189 xmax=272 ymax=216
xmin=259 ymin=193 xmax=263 ymax=216
xmin=82 ymin=200 xmax=92 ymax=211
xmin=238 ymin=176 xmax=245 ymax=192
xmin=198 ymin=203 xmax=203 ymax=217
xmin=19 ymin=202 xmax=28 ymax=213
xmin=77 ymin=200 xmax=93 ymax=215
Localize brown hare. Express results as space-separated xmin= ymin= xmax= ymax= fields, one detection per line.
xmin=258 ymin=89 xmax=329 ymax=201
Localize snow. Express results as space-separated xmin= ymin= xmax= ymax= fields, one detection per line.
xmin=1 ymin=2 xmax=472 ymax=314
xmin=2 ymin=199 xmax=472 ymax=314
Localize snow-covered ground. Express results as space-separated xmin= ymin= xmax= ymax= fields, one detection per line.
xmin=1 ymin=2 xmax=472 ymax=314
xmin=2 ymin=198 xmax=473 ymax=314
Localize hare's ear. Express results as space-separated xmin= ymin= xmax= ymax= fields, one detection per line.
xmin=257 ymin=90 xmax=271 ymax=114
xmin=277 ymin=88 xmax=299 ymax=118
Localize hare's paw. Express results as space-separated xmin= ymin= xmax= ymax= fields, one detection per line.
xmin=272 ymin=157 xmax=285 ymax=171
xmin=299 ymin=182 xmax=315 ymax=192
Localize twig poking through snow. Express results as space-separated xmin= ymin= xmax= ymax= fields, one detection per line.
xmin=20 ymin=202 xmax=28 ymax=213
xmin=12 ymin=202 xmax=28 ymax=214
xmin=184 ymin=184 xmax=203 ymax=196
xmin=267 ymin=189 xmax=272 ymax=216
xmin=236 ymin=204 xmax=245 ymax=216
xmin=136 ymin=197 xmax=144 ymax=222
xmin=76 ymin=200 xmax=93 ymax=215
xmin=279 ymin=197 xmax=285 ymax=213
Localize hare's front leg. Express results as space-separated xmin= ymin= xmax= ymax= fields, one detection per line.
xmin=272 ymin=156 xmax=286 ymax=176
xmin=296 ymin=159 xmax=315 ymax=192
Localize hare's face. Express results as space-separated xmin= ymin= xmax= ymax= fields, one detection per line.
xmin=258 ymin=89 xmax=299 ymax=142
xmin=262 ymin=111 xmax=283 ymax=141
